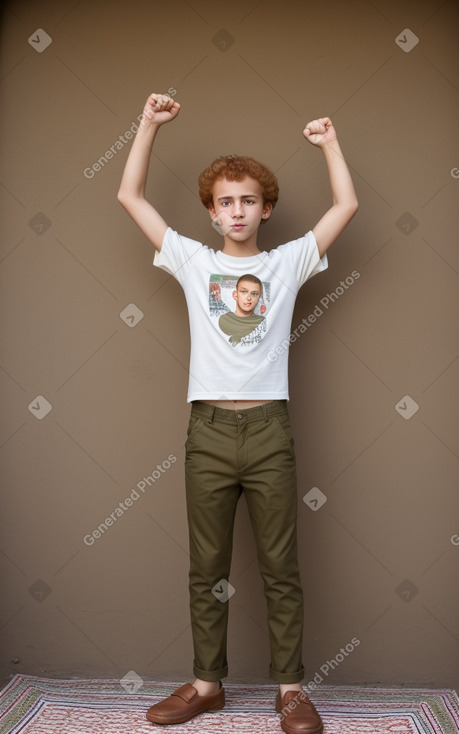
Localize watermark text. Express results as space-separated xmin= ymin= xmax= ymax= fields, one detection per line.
xmin=84 ymin=454 xmax=176 ymax=546
xmin=84 ymin=88 xmax=177 ymax=179
xmin=267 ymin=270 xmax=360 ymax=362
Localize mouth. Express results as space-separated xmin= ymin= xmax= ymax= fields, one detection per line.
xmin=231 ymin=224 xmax=246 ymax=230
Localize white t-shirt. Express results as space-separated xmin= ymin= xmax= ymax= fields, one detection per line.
xmin=154 ymin=227 xmax=328 ymax=402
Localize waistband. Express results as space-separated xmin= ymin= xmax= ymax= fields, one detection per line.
xmin=190 ymin=400 xmax=288 ymax=424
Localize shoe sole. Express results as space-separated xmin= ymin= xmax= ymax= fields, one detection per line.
xmin=146 ymin=702 xmax=224 ymax=725
xmin=279 ymin=717 xmax=323 ymax=734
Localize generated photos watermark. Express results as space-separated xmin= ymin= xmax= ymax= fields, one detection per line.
xmin=211 ymin=578 xmax=236 ymax=602
xmin=28 ymin=28 xmax=52 ymax=53
xmin=120 ymin=670 xmax=144 ymax=693
xmin=268 ymin=637 xmax=360 ymax=726
xmin=267 ymin=270 xmax=360 ymax=362
xmin=84 ymin=87 xmax=177 ymax=179
xmin=84 ymin=454 xmax=177 ymax=546
xmin=303 ymin=487 xmax=327 ymax=512
xmin=303 ymin=638 xmax=361 ymax=695
xmin=394 ymin=395 xmax=419 ymax=419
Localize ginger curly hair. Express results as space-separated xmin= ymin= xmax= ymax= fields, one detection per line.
xmin=198 ymin=155 xmax=279 ymax=210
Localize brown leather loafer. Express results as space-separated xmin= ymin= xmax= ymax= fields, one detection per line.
xmin=276 ymin=690 xmax=323 ymax=734
xmin=146 ymin=682 xmax=225 ymax=725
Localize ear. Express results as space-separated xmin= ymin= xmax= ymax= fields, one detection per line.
xmin=232 ymin=290 xmax=237 ymax=301
xmin=261 ymin=203 xmax=273 ymax=220
xmin=208 ymin=203 xmax=216 ymax=219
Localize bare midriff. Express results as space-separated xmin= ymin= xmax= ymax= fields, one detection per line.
xmin=202 ymin=399 xmax=273 ymax=410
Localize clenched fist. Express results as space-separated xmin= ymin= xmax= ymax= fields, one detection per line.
xmin=303 ymin=117 xmax=337 ymax=147
xmin=141 ymin=93 xmax=181 ymax=127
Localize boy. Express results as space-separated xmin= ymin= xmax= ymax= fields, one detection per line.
xmin=118 ymin=92 xmax=358 ymax=733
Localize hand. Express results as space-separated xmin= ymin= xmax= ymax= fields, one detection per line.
xmin=303 ymin=117 xmax=336 ymax=147
xmin=141 ymin=93 xmax=180 ymax=127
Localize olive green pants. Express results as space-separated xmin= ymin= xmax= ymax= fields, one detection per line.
xmin=185 ymin=400 xmax=305 ymax=684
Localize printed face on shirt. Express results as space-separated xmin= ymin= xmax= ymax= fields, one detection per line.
xmin=232 ymin=280 xmax=261 ymax=317
xmin=210 ymin=273 xmax=270 ymax=347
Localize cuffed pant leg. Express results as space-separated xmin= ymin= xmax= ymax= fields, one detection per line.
xmin=185 ymin=411 xmax=240 ymax=682
xmin=241 ymin=408 xmax=305 ymax=684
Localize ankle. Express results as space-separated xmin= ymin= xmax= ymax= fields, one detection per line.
xmin=279 ymin=682 xmax=302 ymax=697
xmin=192 ymin=678 xmax=220 ymax=696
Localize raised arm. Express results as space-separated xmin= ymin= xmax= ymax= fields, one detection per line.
xmin=117 ymin=93 xmax=181 ymax=251
xmin=303 ymin=117 xmax=358 ymax=258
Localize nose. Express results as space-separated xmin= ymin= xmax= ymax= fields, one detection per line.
xmin=232 ymin=200 xmax=244 ymax=218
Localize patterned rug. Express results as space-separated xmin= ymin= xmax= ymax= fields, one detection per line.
xmin=0 ymin=675 xmax=458 ymax=734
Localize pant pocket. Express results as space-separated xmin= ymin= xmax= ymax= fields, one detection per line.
xmin=272 ymin=414 xmax=295 ymax=449
xmin=185 ymin=415 xmax=204 ymax=447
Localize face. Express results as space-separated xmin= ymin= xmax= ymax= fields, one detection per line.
xmin=208 ymin=176 xmax=272 ymax=243
xmin=233 ymin=280 xmax=261 ymax=316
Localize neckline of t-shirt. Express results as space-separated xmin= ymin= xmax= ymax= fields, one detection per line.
xmin=215 ymin=249 xmax=266 ymax=265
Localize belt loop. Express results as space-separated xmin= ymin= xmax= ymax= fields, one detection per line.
xmin=207 ymin=405 xmax=216 ymax=424
xmin=261 ymin=403 xmax=269 ymax=421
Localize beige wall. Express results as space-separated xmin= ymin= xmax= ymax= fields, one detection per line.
xmin=1 ymin=0 xmax=458 ymax=689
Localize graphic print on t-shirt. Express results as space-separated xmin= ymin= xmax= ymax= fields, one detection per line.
xmin=209 ymin=273 xmax=271 ymax=347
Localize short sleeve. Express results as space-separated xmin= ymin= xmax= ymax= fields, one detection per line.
xmin=275 ymin=230 xmax=328 ymax=288
xmin=153 ymin=227 xmax=203 ymax=285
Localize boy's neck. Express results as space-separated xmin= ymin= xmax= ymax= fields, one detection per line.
xmin=221 ymin=235 xmax=261 ymax=257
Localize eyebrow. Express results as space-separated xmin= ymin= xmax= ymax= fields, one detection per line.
xmin=216 ymin=194 xmax=259 ymax=201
